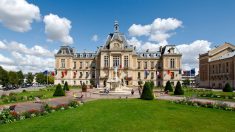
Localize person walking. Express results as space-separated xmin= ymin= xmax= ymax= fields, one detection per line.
xmin=131 ymin=89 xmax=134 ymax=95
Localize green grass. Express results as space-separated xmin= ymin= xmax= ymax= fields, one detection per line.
xmin=1 ymin=99 xmax=235 ymax=132
xmin=0 ymin=87 xmax=55 ymax=105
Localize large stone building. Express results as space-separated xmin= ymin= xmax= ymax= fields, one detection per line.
xmin=54 ymin=21 xmax=182 ymax=87
xmin=199 ymin=42 xmax=235 ymax=89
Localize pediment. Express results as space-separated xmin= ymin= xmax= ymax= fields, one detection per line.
xmin=209 ymin=43 xmax=235 ymax=57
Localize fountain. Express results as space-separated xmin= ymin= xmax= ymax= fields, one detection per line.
xmin=94 ymin=66 xmax=131 ymax=95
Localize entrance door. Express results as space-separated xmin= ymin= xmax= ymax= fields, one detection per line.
xmin=104 ymin=80 xmax=107 ymax=87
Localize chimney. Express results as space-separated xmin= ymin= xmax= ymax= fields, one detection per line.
xmin=159 ymin=46 xmax=162 ymax=52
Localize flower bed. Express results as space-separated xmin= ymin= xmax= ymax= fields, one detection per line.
xmin=0 ymin=100 xmax=81 ymax=124
xmin=173 ymin=98 xmax=235 ymax=111
xmin=184 ymin=88 xmax=235 ymax=101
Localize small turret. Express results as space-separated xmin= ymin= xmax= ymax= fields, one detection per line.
xmin=114 ymin=20 xmax=119 ymax=33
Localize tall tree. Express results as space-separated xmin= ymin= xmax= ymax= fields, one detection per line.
xmin=36 ymin=73 xmax=46 ymax=84
xmin=17 ymin=70 xmax=24 ymax=85
xmin=8 ymin=71 xmax=18 ymax=86
xmin=26 ymin=72 xmax=34 ymax=85
xmin=0 ymin=66 xmax=9 ymax=86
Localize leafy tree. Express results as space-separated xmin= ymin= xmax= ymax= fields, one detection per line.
xmin=223 ymin=83 xmax=233 ymax=92
xmin=48 ymin=75 xmax=54 ymax=84
xmin=174 ymin=81 xmax=184 ymax=95
xmin=26 ymin=72 xmax=34 ymax=85
xmin=138 ymin=80 xmax=143 ymax=86
xmin=141 ymin=82 xmax=154 ymax=100
xmin=17 ymin=70 xmax=24 ymax=86
xmin=0 ymin=66 xmax=9 ymax=87
xmin=63 ymin=81 xmax=69 ymax=91
xmin=164 ymin=81 xmax=173 ymax=92
xmin=149 ymin=81 xmax=154 ymax=89
xmin=36 ymin=73 xmax=46 ymax=84
xmin=183 ymin=79 xmax=190 ymax=86
xmin=53 ymin=84 xmax=65 ymax=96
xmin=8 ymin=71 xmax=18 ymax=86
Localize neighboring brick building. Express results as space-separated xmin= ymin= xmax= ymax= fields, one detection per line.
xmin=199 ymin=42 xmax=235 ymax=89
xmin=54 ymin=21 xmax=182 ymax=87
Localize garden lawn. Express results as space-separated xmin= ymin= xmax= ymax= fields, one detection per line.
xmin=0 ymin=87 xmax=55 ymax=105
xmin=1 ymin=99 xmax=235 ymax=132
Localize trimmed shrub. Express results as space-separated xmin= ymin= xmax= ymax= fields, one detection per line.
xmin=149 ymin=81 xmax=154 ymax=90
xmin=141 ymin=82 xmax=154 ymax=100
xmin=164 ymin=81 xmax=173 ymax=92
xmin=82 ymin=83 xmax=87 ymax=92
xmin=53 ymin=84 xmax=65 ymax=96
xmin=223 ymin=83 xmax=233 ymax=92
xmin=174 ymin=81 xmax=184 ymax=95
xmin=63 ymin=81 xmax=69 ymax=91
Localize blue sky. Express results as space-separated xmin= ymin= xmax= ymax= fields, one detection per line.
xmin=0 ymin=0 xmax=235 ymax=73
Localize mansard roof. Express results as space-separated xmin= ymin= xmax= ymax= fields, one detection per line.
xmin=102 ymin=21 xmax=131 ymax=50
xmin=137 ymin=51 xmax=161 ymax=58
xmin=56 ymin=46 xmax=74 ymax=55
xmin=161 ymin=45 xmax=181 ymax=55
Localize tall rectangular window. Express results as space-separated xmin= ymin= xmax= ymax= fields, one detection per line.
xmin=104 ymin=56 xmax=109 ymax=67
xmin=226 ymin=62 xmax=229 ymax=73
xmin=170 ymin=58 xmax=175 ymax=68
xmin=80 ymin=62 xmax=83 ymax=69
xmin=79 ymin=72 xmax=82 ymax=78
xmin=113 ymin=56 xmax=120 ymax=67
xmin=73 ymin=61 xmax=76 ymax=69
xmin=151 ymin=72 xmax=154 ymax=79
xmin=138 ymin=61 xmax=141 ymax=69
xmin=86 ymin=62 xmax=89 ymax=69
xmin=124 ymin=56 xmax=128 ymax=68
xmin=144 ymin=62 xmax=148 ymax=69
xmin=86 ymin=72 xmax=89 ymax=78
xmin=151 ymin=61 xmax=154 ymax=69
xmin=138 ymin=72 xmax=141 ymax=79
xmin=61 ymin=59 xmax=65 ymax=68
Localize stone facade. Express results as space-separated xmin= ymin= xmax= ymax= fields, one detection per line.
xmin=199 ymin=42 xmax=235 ymax=89
xmin=54 ymin=21 xmax=182 ymax=87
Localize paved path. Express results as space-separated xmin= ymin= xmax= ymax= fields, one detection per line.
xmin=0 ymin=88 xmax=235 ymax=113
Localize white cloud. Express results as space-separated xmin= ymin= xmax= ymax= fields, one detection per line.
xmin=128 ymin=18 xmax=182 ymax=42
xmin=0 ymin=40 xmax=55 ymax=57
xmin=0 ymin=40 xmax=56 ymax=73
xmin=127 ymin=37 xmax=167 ymax=52
xmin=177 ymin=40 xmax=211 ymax=71
xmin=141 ymin=41 xmax=168 ymax=52
xmin=43 ymin=13 xmax=73 ymax=45
xmin=0 ymin=54 xmax=14 ymax=65
xmin=0 ymin=41 xmax=7 ymax=49
xmin=149 ymin=32 xmax=171 ymax=42
xmin=91 ymin=34 xmax=99 ymax=42
xmin=152 ymin=18 xmax=182 ymax=31
xmin=0 ymin=0 xmax=40 ymax=32
xmin=126 ymin=37 xmax=142 ymax=49
xmin=128 ymin=24 xmax=151 ymax=36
